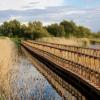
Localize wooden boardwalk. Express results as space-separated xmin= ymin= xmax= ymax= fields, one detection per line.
xmin=22 ymin=47 xmax=87 ymax=100
xmin=22 ymin=40 xmax=100 ymax=94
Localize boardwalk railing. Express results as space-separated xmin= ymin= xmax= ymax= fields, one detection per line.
xmin=22 ymin=47 xmax=86 ymax=99
xmin=22 ymin=40 xmax=100 ymax=91
xmin=28 ymin=40 xmax=100 ymax=57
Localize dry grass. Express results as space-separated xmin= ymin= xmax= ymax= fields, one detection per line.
xmin=0 ymin=38 xmax=18 ymax=98
xmin=37 ymin=37 xmax=90 ymax=47
xmin=0 ymin=38 xmax=60 ymax=99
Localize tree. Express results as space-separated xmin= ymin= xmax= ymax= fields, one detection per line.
xmin=60 ymin=20 xmax=77 ymax=37
xmin=46 ymin=23 xmax=65 ymax=37
xmin=0 ymin=21 xmax=10 ymax=36
xmin=0 ymin=19 xmax=94 ymax=39
xmin=77 ymin=26 xmax=91 ymax=37
xmin=93 ymin=31 xmax=100 ymax=38
xmin=0 ymin=20 xmax=21 ymax=37
xmin=27 ymin=21 xmax=50 ymax=39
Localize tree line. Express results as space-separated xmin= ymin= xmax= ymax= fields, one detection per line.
xmin=0 ymin=20 xmax=99 ymax=39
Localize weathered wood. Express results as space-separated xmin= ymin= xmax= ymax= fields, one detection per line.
xmin=22 ymin=41 xmax=100 ymax=92
xmin=28 ymin=40 xmax=100 ymax=57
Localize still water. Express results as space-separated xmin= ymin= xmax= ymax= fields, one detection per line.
xmin=2 ymin=47 xmax=87 ymax=100
xmin=89 ymin=44 xmax=100 ymax=49
xmin=9 ymin=51 xmax=61 ymax=99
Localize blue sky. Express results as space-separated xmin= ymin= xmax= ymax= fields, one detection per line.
xmin=0 ymin=0 xmax=100 ymax=32
xmin=64 ymin=0 xmax=100 ymax=8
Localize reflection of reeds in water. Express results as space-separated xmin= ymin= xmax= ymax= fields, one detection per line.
xmin=21 ymin=47 xmax=87 ymax=100
xmin=0 ymin=38 xmax=61 ymax=100
xmin=9 ymin=56 xmax=46 ymax=100
xmin=13 ymin=52 xmax=61 ymax=100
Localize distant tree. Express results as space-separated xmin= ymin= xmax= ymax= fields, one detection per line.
xmin=0 ymin=20 xmax=21 ymax=37
xmin=20 ymin=24 xmax=30 ymax=38
xmin=27 ymin=21 xmax=50 ymax=39
xmin=60 ymin=20 xmax=77 ymax=37
xmin=8 ymin=20 xmax=21 ymax=36
xmin=0 ymin=21 xmax=10 ymax=36
xmin=0 ymin=19 xmax=95 ymax=39
xmin=93 ymin=31 xmax=100 ymax=38
xmin=77 ymin=26 xmax=91 ymax=37
xmin=46 ymin=23 xmax=65 ymax=37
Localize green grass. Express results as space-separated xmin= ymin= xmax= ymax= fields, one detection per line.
xmin=10 ymin=37 xmax=21 ymax=47
xmin=0 ymin=36 xmax=6 ymax=39
xmin=0 ymin=36 xmax=22 ymax=48
xmin=0 ymin=96 xmax=5 ymax=100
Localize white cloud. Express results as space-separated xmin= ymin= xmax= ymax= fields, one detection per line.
xmin=0 ymin=0 xmax=64 ymax=10
xmin=8 ymin=16 xmax=21 ymax=21
xmin=0 ymin=4 xmax=100 ymax=32
xmin=65 ymin=10 xmax=86 ymax=15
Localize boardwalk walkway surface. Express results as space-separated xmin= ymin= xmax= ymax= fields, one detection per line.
xmin=21 ymin=40 xmax=100 ymax=98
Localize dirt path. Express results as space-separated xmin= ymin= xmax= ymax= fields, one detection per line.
xmin=0 ymin=38 xmax=18 ymax=98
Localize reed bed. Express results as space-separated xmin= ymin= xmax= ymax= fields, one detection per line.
xmin=37 ymin=37 xmax=90 ymax=47
xmin=0 ymin=38 xmax=62 ymax=99
xmin=0 ymin=38 xmax=18 ymax=99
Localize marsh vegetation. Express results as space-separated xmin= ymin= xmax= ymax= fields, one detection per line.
xmin=0 ymin=20 xmax=100 ymax=40
xmin=0 ymin=36 xmax=89 ymax=100
xmin=0 ymin=38 xmax=62 ymax=99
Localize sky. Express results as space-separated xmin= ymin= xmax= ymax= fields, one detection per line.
xmin=0 ymin=0 xmax=100 ymax=32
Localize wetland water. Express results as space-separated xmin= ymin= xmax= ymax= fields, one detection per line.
xmin=0 ymin=45 xmax=87 ymax=100
xmin=13 ymin=47 xmax=87 ymax=100
xmin=1 ymin=39 xmax=99 ymax=100
xmin=89 ymin=44 xmax=100 ymax=49
xmin=4 ymin=49 xmax=61 ymax=100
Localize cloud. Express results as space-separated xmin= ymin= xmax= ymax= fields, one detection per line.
xmin=0 ymin=0 xmax=64 ymax=10
xmin=0 ymin=6 xmax=100 ymax=32
xmin=8 ymin=16 xmax=21 ymax=21
xmin=29 ymin=1 xmax=39 ymax=5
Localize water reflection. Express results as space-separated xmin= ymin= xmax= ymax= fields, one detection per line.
xmin=90 ymin=44 xmax=100 ymax=49
xmin=21 ymin=47 xmax=87 ymax=100
xmin=9 ymin=49 xmax=62 ymax=100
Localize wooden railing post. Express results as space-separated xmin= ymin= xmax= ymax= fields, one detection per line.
xmin=23 ymin=41 xmax=100 ymax=89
